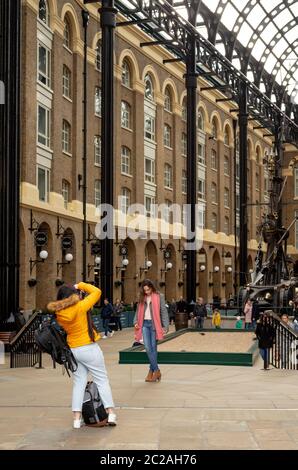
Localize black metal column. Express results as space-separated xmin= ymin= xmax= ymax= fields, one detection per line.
xmin=100 ymin=0 xmax=117 ymax=302
xmin=82 ymin=10 xmax=89 ymax=282
xmin=0 ymin=1 xmax=21 ymax=320
xmin=238 ymin=82 xmax=248 ymax=287
xmin=232 ymin=118 xmax=238 ymax=296
xmin=185 ymin=2 xmax=199 ymax=304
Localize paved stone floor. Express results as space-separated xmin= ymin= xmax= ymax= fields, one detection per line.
xmin=1 ymin=327 xmax=298 ymax=450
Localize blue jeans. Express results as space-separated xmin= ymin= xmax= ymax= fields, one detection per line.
xmin=103 ymin=318 xmax=112 ymax=336
xmin=142 ymin=320 xmax=158 ymax=372
xmin=259 ymin=348 xmax=269 ymax=368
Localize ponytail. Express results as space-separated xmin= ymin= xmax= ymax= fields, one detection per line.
xmin=87 ymin=310 xmax=97 ymax=342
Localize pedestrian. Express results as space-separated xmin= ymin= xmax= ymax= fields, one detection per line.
xmin=212 ymin=308 xmax=221 ymax=329
xmin=168 ymin=298 xmax=177 ymax=326
xmin=101 ymin=298 xmax=114 ymax=339
xmin=193 ymin=297 xmax=207 ymax=330
xmin=255 ymin=311 xmax=275 ymax=370
xmin=244 ymin=298 xmax=253 ymax=329
xmin=134 ymin=279 xmax=169 ymax=382
xmin=47 ymin=282 xmax=116 ymax=428
xmin=112 ymin=298 xmax=123 ymax=331
xmin=235 ymin=316 xmax=243 ymax=329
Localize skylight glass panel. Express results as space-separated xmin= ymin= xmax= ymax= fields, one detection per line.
xmin=251 ymin=39 xmax=267 ymax=61
xmin=120 ymin=0 xmax=136 ymax=9
xmin=204 ymin=0 xmax=220 ymax=13
xmin=274 ymin=9 xmax=292 ymax=29
xmin=261 ymin=0 xmax=281 ymax=13
xmin=247 ymin=4 xmax=266 ymax=26
xmin=290 ymin=4 xmax=298 ymax=18
xmin=273 ymin=38 xmax=288 ymax=57
xmin=221 ymin=3 xmax=239 ymax=30
xmin=264 ymin=53 xmax=277 ymax=74
xmin=231 ymin=0 xmax=249 ymax=10
xmin=238 ymin=22 xmax=253 ymax=47
xmin=285 ymin=26 xmax=298 ymax=44
xmin=261 ymin=23 xmax=278 ymax=44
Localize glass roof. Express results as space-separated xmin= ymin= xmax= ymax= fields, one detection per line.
xmin=169 ymin=0 xmax=298 ymax=104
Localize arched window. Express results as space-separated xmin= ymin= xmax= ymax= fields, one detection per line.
xmin=39 ymin=0 xmax=49 ymax=26
xmin=62 ymin=120 xmax=71 ymax=153
xmin=62 ymin=65 xmax=71 ymax=98
xmin=164 ymin=164 xmax=173 ymax=189
xmin=63 ymin=18 xmax=71 ymax=50
xmin=95 ymin=41 xmax=101 ymax=71
xmin=144 ymin=74 xmax=154 ymax=100
xmin=211 ymin=118 xmax=217 ymax=139
xmin=121 ymin=101 xmax=131 ymax=129
xmin=62 ymin=180 xmax=70 ymax=209
xmin=164 ymin=124 xmax=172 ymax=148
xmin=224 ymin=127 xmax=230 ymax=145
xmin=121 ymin=146 xmax=131 ymax=175
xmin=182 ymin=98 xmax=187 ymax=121
xmin=198 ymin=111 xmax=204 ymax=131
xmin=164 ymin=87 xmax=172 ymax=112
xmin=122 ymin=59 xmax=131 ymax=87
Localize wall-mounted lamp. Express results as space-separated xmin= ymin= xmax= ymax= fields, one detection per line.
xmin=116 ymin=258 xmax=129 ymax=276
xmin=227 ymin=266 xmax=233 ymax=273
xmin=29 ymin=250 xmax=48 ymax=275
xmin=200 ymin=265 xmax=206 ymax=272
xmin=214 ymin=265 xmax=220 ymax=272
xmin=88 ymin=256 xmax=101 ymax=276
xmin=57 ymin=253 xmax=73 ymax=276
xmin=161 ymin=261 xmax=173 ymax=277
xmin=140 ymin=259 xmax=152 ymax=276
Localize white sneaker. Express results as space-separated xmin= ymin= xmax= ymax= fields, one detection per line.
xmin=102 ymin=335 xmax=108 ymax=339
xmin=107 ymin=413 xmax=117 ymax=426
xmin=73 ymin=419 xmax=81 ymax=429
xmin=108 ymin=331 xmax=114 ymax=337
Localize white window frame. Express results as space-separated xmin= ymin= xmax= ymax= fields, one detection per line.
xmin=38 ymin=104 xmax=51 ymax=148
xmin=164 ymin=164 xmax=173 ymax=189
xmin=145 ymin=195 xmax=155 ymax=218
xmin=121 ymin=59 xmax=131 ymax=87
xmin=211 ymin=183 xmax=217 ymax=204
xmin=198 ymin=142 xmax=206 ymax=165
xmin=120 ymin=188 xmax=131 ymax=214
xmin=121 ymin=101 xmax=131 ymax=129
xmin=198 ymin=178 xmax=205 ymax=200
xmin=62 ymin=65 xmax=71 ymax=98
xmin=37 ymin=165 xmax=50 ymax=202
xmin=95 ymin=180 xmax=101 ymax=208
xmin=164 ymin=124 xmax=172 ymax=148
xmin=164 ymin=88 xmax=172 ymax=112
xmin=182 ymin=133 xmax=187 ymax=157
xmin=62 ymin=120 xmax=71 ymax=154
xmin=144 ymin=114 xmax=155 ymax=141
xmin=62 ymin=180 xmax=70 ymax=209
xmin=224 ymin=156 xmax=230 ymax=176
xmin=144 ymin=74 xmax=154 ymax=101
xmin=211 ymin=149 xmax=217 ymax=170
xmin=211 ymin=213 xmax=217 ymax=233
xmin=182 ymin=170 xmax=187 ymax=194
xmin=38 ymin=0 xmax=50 ymax=26
xmin=94 ymin=136 xmax=101 ymax=167
xmin=121 ymin=146 xmax=131 ymax=175
xmin=63 ymin=19 xmax=71 ymax=50
xmin=145 ymin=158 xmax=155 ymax=184
xmin=95 ymin=87 xmax=101 ymax=117
xmin=224 ymin=188 xmax=230 ymax=208
xmin=38 ymin=41 xmax=51 ymax=88
xmin=224 ymin=217 xmax=229 ymax=235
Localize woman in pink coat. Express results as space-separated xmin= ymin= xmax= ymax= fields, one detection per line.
xmin=244 ymin=299 xmax=253 ymax=330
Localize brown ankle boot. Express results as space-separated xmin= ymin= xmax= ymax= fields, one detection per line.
xmin=145 ymin=371 xmax=153 ymax=382
xmin=152 ymin=369 xmax=161 ymax=382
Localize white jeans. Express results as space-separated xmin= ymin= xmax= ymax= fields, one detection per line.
xmin=71 ymin=343 xmax=115 ymax=412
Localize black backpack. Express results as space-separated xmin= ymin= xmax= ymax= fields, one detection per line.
xmin=34 ymin=313 xmax=77 ymax=376
xmin=82 ymin=381 xmax=108 ymax=426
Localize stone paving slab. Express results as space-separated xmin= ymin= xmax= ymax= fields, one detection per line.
xmin=1 ymin=327 xmax=298 ymax=450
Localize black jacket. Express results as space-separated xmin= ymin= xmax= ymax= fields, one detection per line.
xmin=176 ymin=300 xmax=188 ymax=313
xmin=193 ymin=304 xmax=207 ymax=318
xmin=256 ymin=322 xmax=275 ymax=349
xmin=101 ymin=303 xmax=113 ymax=319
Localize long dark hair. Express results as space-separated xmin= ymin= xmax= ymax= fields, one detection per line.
xmin=57 ymin=285 xmax=97 ymax=342
xmin=139 ymin=279 xmax=157 ymax=303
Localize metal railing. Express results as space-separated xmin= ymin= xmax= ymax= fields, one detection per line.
xmin=269 ymin=313 xmax=298 ymax=370
xmin=10 ymin=311 xmax=43 ymax=368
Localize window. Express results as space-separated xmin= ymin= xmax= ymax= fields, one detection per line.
xmin=62 ymin=65 xmax=71 ymax=98
xmin=256 ymin=172 xmax=260 ymax=190
xmin=198 ymin=142 xmax=205 ymax=165
xmin=164 ymin=124 xmax=172 ymax=148
xmin=38 ymin=42 xmax=51 ymax=87
xmin=198 ymin=112 xmax=204 ymax=131
xmin=224 ymin=217 xmax=229 ymax=235
xmin=62 ymin=180 xmax=70 ymax=209
xmin=37 ymin=166 xmax=50 ymax=202
xmin=182 ymin=98 xmax=187 ymax=121
xmin=145 ymin=196 xmax=155 ymax=218
xmin=63 ymin=18 xmax=71 ymax=50
xmin=211 ymin=149 xmax=217 ymax=170
xmin=144 ymin=74 xmax=154 ymax=100
xmin=164 ymin=164 xmax=173 ymax=189
xmin=121 ymin=101 xmax=131 ymax=129
xmin=164 ymin=200 xmax=172 ymax=223
xmin=182 ymin=170 xmax=187 ymax=194
xmin=122 ymin=59 xmax=131 ymax=87
xmin=198 ymin=208 xmax=205 ymax=229
xmin=95 ymin=180 xmax=101 ymax=208
xmin=211 ymin=119 xmax=217 ymax=139
xmin=295 ymin=168 xmax=298 ymax=198
xmin=95 ymin=41 xmax=101 ymax=71
xmin=144 ymin=114 xmax=155 ymax=141
xmin=198 ymin=178 xmax=205 ymax=200
xmin=224 ymin=188 xmax=230 ymax=208
xmin=120 ymin=188 xmax=131 ymax=214
xmin=38 ymin=0 xmax=49 ymax=26
xmin=224 ymin=127 xmax=230 ymax=146
xmin=95 ymin=87 xmax=101 ymax=116
xmin=62 ymin=120 xmax=71 ymax=153
xmin=121 ymin=146 xmax=131 ymax=175
xmin=211 ymin=213 xmax=217 ymax=233
xmin=94 ymin=136 xmax=101 ymax=166
xmin=182 ymin=133 xmax=187 ymax=157
xmin=211 ymin=183 xmax=217 ymax=204
xmin=38 ymin=104 xmax=50 ymax=147
xmin=164 ymin=87 xmax=172 ymax=112
xmin=224 ymin=156 xmax=229 ymax=176
xmin=145 ymin=158 xmax=155 ymax=183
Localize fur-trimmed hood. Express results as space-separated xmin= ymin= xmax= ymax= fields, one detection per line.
xmin=47 ymin=294 xmax=80 ymax=312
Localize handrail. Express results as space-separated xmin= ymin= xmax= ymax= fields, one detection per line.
xmin=267 ymin=311 xmax=298 ymax=370
xmin=10 ymin=311 xmax=43 ymax=368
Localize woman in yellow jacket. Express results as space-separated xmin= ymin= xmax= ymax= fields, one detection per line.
xmin=212 ymin=309 xmax=221 ymax=329
xmin=47 ymin=282 xmax=116 ymax=429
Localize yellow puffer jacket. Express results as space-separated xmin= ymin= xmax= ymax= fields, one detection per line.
xmin=47 ymin=282 xmax=101 ymax=348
